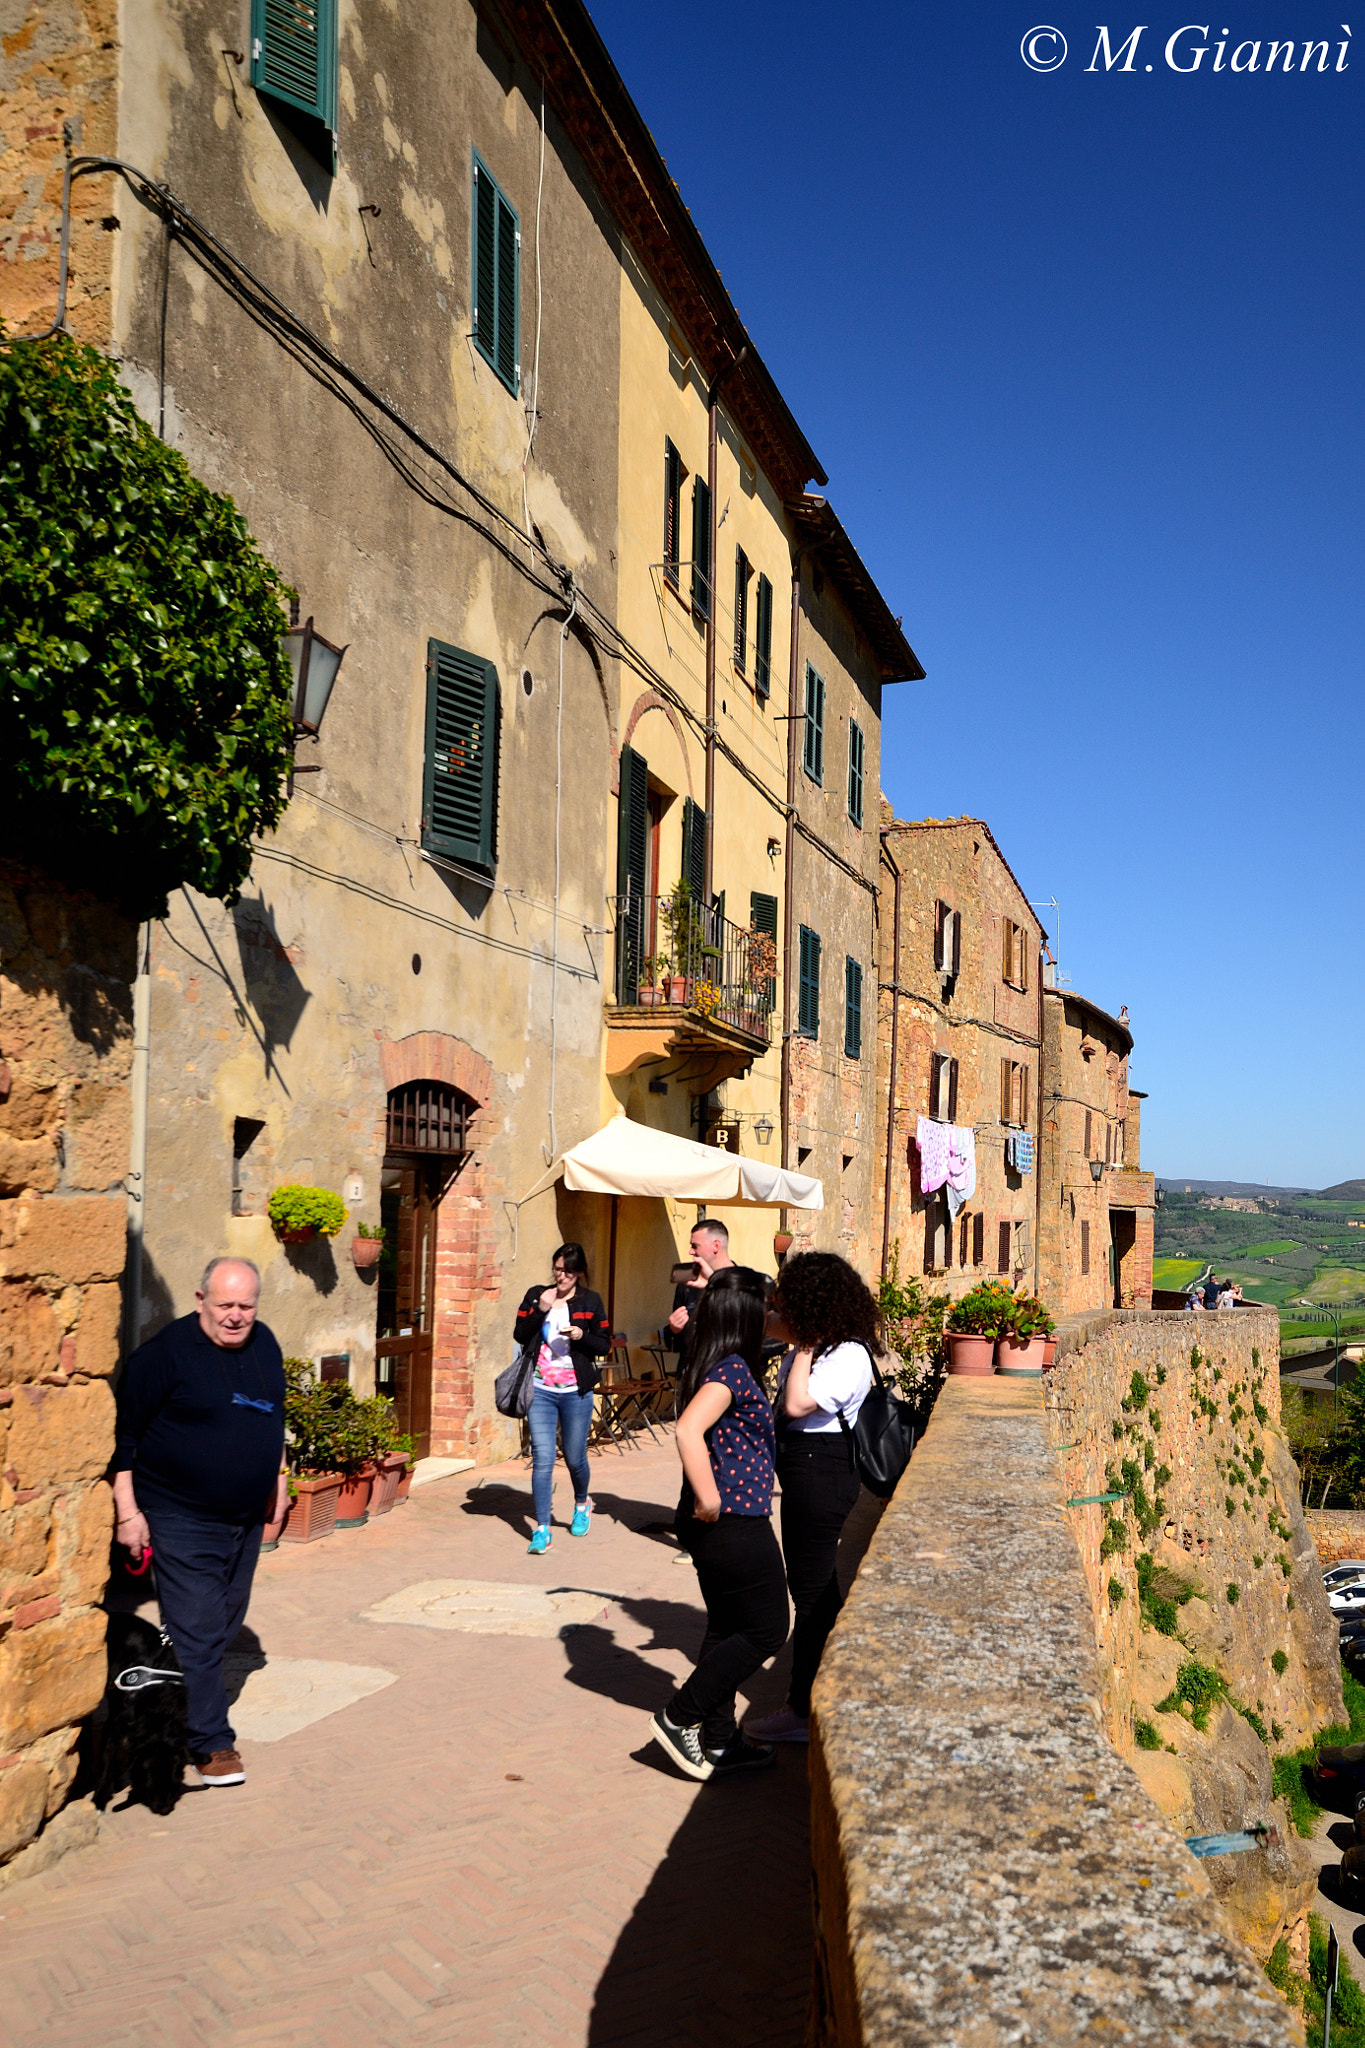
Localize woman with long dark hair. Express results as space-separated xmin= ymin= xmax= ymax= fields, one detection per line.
xmin=512 ymin=1242 xmax=611 ymax=1554
xmin=746 ymin=1251 xmax=877 ymax=1745
xmin=648 ymin=1266 xmax=789 ymax=1781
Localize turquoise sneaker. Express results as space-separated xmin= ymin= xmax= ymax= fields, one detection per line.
xmin=570 ymin=1501 xmax=592 ymax=1538
xmin=528 ymin=1525 xmax=551 ymax=1554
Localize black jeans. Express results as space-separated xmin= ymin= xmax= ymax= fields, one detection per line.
xmin=144 ymin=1505 xmax=263 ymax=1756
xmin=669 ymin=1512 xmax=789 ymax=1746
xmin=776 ymin=1434 xmax=862 ymax=1716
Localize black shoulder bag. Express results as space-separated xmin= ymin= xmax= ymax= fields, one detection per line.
xmin=836 ymin=1347 xmax=917 ymax=1499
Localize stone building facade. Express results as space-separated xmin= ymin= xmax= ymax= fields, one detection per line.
xmin=0 ymin=863 xmax=133 ymax=1877
xmin=1037 ymin=988 xmax=1155 ymax=1314
xmin=873 ymin=811 xmax=1045 ymax=1297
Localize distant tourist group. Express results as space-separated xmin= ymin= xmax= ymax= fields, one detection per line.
xmin=1187 ymin=1271 xmax=1243 ymax=1311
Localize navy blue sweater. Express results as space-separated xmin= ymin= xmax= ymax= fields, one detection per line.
xmin=114 ymin=1313 xmax=286 ymax=1524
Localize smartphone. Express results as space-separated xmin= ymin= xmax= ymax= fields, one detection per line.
xmin=671 ymin=1261 xmax=700 ymax=1286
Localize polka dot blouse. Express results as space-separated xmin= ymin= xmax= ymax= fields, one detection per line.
xmin=699 ymin=1355 xmax=776 ymax=1517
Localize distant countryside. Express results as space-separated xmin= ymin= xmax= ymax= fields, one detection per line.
xmin=1155 ymin=1178 xmax=1365 ymax=1356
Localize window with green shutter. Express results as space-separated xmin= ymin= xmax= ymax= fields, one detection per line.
xmin=798 ymin=925 xmax=821 ymax=1037
xmin=251 ymin=0 xmax=338 ymax=162
xmin=749 ymin=890 xmax=778 ymax=1007
xmin=691 ymin=477 xmax=712 ymax=621
xmin=754 ymin=573 xmax=773 ymax=701
xmin=663 ymin=442 xmax=684 ymax=591
xmin=844 ymin=958 xmax=863 ymax=1059
xmin=803 ymin=665 xmax=824 ymax=784
xmin=615 ymin=745 xmax=649 ymax=1002
xmin=848 ymin=719 xmax=865 ymax=827
xmin=422 ymin=639 xmax=499 ymax=872
xmin=733 ymin=549 xmax=750 ymax=671
xmin=681 ymin=797 xmax=708 ymax=905
xmin=472 ymin=155 xmax=519 ymax=395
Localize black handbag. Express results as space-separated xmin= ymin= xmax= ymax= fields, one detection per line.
xmin=837 ymin=1348 xmax=917 ymax=1498
xmin=494 ymin=1341 xmax=538 ymax=1419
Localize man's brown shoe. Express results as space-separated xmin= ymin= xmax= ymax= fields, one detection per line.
xmin=193 ymin=1747 xmax=245 ymax=1787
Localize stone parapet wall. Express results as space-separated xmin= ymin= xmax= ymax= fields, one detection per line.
xmin=1305 ymin=1510 xmax=1365 ymax=1567
xmin=0 ymin=862 xmax=134 ymax=1876
xmin=809 ymin=1375 xmax=1299 ymax=2047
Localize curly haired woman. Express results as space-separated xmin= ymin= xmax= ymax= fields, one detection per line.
xmin=747 ymin=1251 xmax=877 ymax=1745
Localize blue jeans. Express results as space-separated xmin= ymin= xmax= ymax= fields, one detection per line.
xmin=527 ymin=1384 xmax=593 ymax=1527
xmin=144 ymin=1504 xmax=263 ymax=1756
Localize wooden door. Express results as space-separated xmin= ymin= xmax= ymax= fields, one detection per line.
xmin=375 ymin=1159 xmax=440 ymax=1460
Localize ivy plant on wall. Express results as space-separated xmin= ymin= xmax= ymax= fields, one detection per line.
xmin=0 ymin=332 xmax=295 ymax=915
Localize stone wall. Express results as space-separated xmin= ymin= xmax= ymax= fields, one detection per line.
xmin=1044 ymin=1304 xmax=1341 ymax=1961
xmin=0 ymin=861 xmax=133 ymax=1876
xmin=809 ymin=1374 xmax=1301 ymax=2047
xmin=1305 ymin=1509 xmax=1365 ymax=1566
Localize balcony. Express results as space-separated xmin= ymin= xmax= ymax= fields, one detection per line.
xmin=606 ymin=891 xmax=774 ymax=1088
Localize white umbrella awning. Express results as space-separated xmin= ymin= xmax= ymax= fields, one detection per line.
xmin=560 ymin=1114 xmax=823 ymax=1210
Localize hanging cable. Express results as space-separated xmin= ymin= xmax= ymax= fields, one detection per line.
xmin=522 ymin=77 xmax=547 ymax=538
xmin=545 ymin=573 xmax=578 ymax=1165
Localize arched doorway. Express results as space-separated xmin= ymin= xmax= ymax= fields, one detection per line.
xmin=375 ymin=1081 xmax=473 ymax=1459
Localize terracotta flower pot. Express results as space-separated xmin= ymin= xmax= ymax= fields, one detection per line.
xmin=281 ymin=1473 xmax=343 ymax=1542
xmin=1042 ymin=1336 xmax=1058 ymax=1368
xmin=773 ymin=1232 xmax=794 ymax=1260
xmin=369 ymin=1453 xmax=405 ymax=1517
xmin=638 ymin=986 xmax=663 ymax=1008
xmin=997 ymin=1334 xmax=1048 ymax=1376
xmin=946 ymin=1333 xmax=997 ymax=1375
xmin=277 ymin=1224 xmax=318 ymax=1245
xmin=335 ymin=1463 xmax=376 ymax=1528
xmin=668 ymin=976 xmax=691 ymax=1006
xmin=351 ymin=1236 xmax=383 ymax=1270
xmin=394 ymin=1459 xmax=415 ymax=1504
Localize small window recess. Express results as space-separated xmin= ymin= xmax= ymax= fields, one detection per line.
xmin=231 ymin=1116 xmax=266 ymax=1217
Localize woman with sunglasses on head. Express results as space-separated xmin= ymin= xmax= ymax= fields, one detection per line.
xmin=746 ymin=1250 xmax=877 ymax=1746
xmin=648 ymin=1265 xmax=789 ymax=1781
xmin=512 ymin=1242 xmax=611 ymax=1554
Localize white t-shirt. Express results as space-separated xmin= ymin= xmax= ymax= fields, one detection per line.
xmin=535 ymin=1297 xmax=576 ymax=1388
xmin=778 ymin=1341 xmax=874 ymax=1435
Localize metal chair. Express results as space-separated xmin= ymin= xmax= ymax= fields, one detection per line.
xmin=598 ymin=1333 xmax=666 ymax=1444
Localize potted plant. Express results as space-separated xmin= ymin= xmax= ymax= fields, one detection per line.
xmin=351 ymin=1222 xmax=385 ymax=1270
xmin=365 ymin=1397 xmax=406 ymax=1516
xmin=281 ymin=1359 xmax=344 ymax=1541
xmin=945 ymin=1281 xmax=1015 ymax=1374
xmin=268 ymin=1184 xmax=348 ymax=1245
xmin=392 ymin=1433 xmax=418 ymax=1503
xmin=998 ymin=1293 xmax=1056 ymax=1374
xmin=637 ymin=954 xmax=668 ymax=1007
xmin=661 ymin=880 xmax=703 ymax=1004
xmin=773 ymin=1231 xmax=794 ymax=1261
xmin=331 ymin=1397 xmax=378 ymax=1526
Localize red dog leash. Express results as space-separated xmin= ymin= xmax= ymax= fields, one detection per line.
xmin=126 ymin=1543 xmax=154 ymax=1577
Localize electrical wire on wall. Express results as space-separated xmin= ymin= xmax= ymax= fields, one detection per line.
xmin=544 ymin=572 xmax=578 ymax=1166
xmin=522 ymin=77 xmax=546 ymax=539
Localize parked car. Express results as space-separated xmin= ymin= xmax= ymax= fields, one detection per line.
xmin=1325 ymin=1562 xmax=1365 ymax=1588
xmin=1315 ymin=1741 xmax=1365 ymax=1804
xmin=1329 ymin=1583 xmax=1365 ymax=1614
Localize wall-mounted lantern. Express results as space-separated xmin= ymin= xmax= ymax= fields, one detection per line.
xmin=1089 ymin=1158 xmax=1105 ymax=1186
xmin=754 ymin=1116 xmax=774 ymax=1147
xmin=283 ymin=615 xmax=348 ymax=737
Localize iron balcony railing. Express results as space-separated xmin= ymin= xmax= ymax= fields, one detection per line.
xmin=611 ymin=891 xmax=775 ymax=1048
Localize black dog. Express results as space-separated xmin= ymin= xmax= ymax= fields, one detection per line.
xmin=94 ymin=1611 xmax=189 ymax=1815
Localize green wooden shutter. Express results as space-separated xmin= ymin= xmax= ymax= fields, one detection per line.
xmin=251 ymin=0 xmax=337 ymax=133
xmin=422 ymin=640 xmax=499 ymax=870
xmin=733 ymin=549 xmax=749 ymax=670
xmin=472 ymin=156 xmax=519 ymax=395
xmin=848 ymin=719 xmax=864 ymax=827
xmin=798 ymin=925 xmax=820 ymax=1037
xmin=749 ymin=890 xmax=778 ymax=1008
xmin=754 ymin=574 xmax=773 ymax=700
xmin=803 ymin=665 xmax=824 ymax=783
xmin=615 ymin=745 xmax=649 ymax=1002
xmin=681 ymin=796 xmax=707 ymax=904
xmin=663 ymin=441 xmax=682 ymax=588
xmin=844 ymin=958 xmax=862 ymax=1059
xmin=691 ymin=477 xmax=712 ymax=619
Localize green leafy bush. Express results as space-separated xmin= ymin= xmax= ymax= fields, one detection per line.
xmin=1156 ymin=1658 xmax=1225 ymax=1732
xmin=878 ymin=1242 xmax=950 ymax=1418
xmin=283 ymin=1358 xmax=399 ymax=1476
xmin=1272 ymin=1649 xmax=1289 ymax=1676
xmin=945 ymin=1280 xmax=1016 ymax=1337
xmin=355 ymin=1222 xmax=386 ymax=1241
xmin=1226 ymin=1582 xmax=1241 ymax=1605
xmin=1004 ymin=1292 xmax=1054 ymax=1340
xmin=268 ymin=1185 xmax=348 ymax=1238
xmin=1107 ymin=1576 xmax=1125 ymax=1608
xmin=0 ymin=332 xmax=295 ymax=914
xmin=1134 ymin=1718 xmax=1162 ymax=1750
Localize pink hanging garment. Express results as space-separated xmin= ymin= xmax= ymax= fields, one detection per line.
xmin=916 ymin=1116 xmax=951 ymax=1195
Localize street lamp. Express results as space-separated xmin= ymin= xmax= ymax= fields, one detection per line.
xmin=1089 ymin=1158 xmax=1104 ymax=1186
xmin=282 ymin=616 xmax=348 ymax=745
xmin=754 ymin=1116 xmax=773 ymax=1147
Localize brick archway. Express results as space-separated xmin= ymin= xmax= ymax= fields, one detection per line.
xmin=377 ymin=1031 xmax=499 ymax=1460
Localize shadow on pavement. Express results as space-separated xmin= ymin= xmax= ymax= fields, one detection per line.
xmin=586 ymin=1749 xmax=812 ymax=2047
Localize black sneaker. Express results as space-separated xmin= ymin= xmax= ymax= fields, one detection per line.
xmin=648 ymin=1710 xmax=713 ymax=1781
xmin=705 ymin=1735 xmax=777 ymax=1776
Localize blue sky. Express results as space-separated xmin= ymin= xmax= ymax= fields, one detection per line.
xmin=587 ymin=3 xmax=1363 ymax=1188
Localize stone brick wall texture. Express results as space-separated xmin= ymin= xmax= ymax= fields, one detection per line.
xmin=1044 ymin=1304 xmax=1341 ymax=1961
xmin=0 ymin=861 xmax=134 ymax=1875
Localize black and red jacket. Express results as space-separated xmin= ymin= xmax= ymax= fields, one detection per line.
xmin=513 ymin=1284 xmax=611 ymax=1394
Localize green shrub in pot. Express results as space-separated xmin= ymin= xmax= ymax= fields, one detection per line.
xmin=945 ymin=1281 xmax=1016 ymax=1338
xmin=268 ymin=1185 xmax=347 ymax=1239
xmin=1005 ymin=1293 xmax=1055 ymax=1341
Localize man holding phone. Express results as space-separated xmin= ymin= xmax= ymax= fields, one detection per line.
xmin=666 ymin=1217 xmax=735 ymax=1370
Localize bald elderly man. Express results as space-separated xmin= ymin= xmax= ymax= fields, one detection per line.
xmin=113 ymin=1258 xmax=286 ymax=1788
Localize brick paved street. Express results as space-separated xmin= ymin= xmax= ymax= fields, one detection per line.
xmin=0 ymin=1435 xmax=815 ymax=2048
